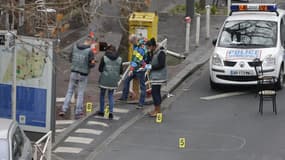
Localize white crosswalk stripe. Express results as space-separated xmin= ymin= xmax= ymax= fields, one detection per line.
xmin=75 ymin=128 xmax=103 ymax=135
xmin=87 ymin=121 xmax=109 ymax=127
xmin=65 ymin=136 xmax=94 ymax=144
xmin=113 ymin=108 xmax=129 ymax=113
xmin=56 ymin=120 xmax=75 ymax=125
xmin=56 ymin=128 xmax=66 ymax=133
xmin=94 ymin=115 xmax=120 ymax=120
xmin=53 ymin=147 xmax=82 ymax=154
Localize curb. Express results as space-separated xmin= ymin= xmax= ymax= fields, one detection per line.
xmin=52 ymin=53 xmax=210 ymax=151
xmin=84 ymin=53 xmax=211 ymax=160
xmin=162 ymin=55 xmax=210 ymax=95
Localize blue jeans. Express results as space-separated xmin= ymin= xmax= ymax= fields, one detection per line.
xmin=121 ymin=71 xmax=146 ymax=106
xmin=62 ymin=72 xmax=88 ymax=115
xmin=100 ymin=88 xmax=114 ymax=113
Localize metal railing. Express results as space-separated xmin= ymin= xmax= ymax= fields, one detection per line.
xmin=33 ymin=131 xmax=52 ymax=160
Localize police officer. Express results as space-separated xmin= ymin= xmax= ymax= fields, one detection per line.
xmin=59 ymin=34 xmax=96 ymax=119
xmin=97 ymin=45 xmax=123 ymax=119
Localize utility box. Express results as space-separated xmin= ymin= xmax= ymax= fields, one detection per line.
xmin=128 ymin=12 xmax=158 ymax=101
xmin=128 ymin=12 xmax=158 ymax=61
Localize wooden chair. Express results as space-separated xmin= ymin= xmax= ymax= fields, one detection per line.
xmin=252 ymin=58 xmax=277 ymax=115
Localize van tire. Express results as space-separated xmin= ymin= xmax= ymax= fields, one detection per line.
xmin=210 ymin=78 xmax=219 ymax=90
xmin=276 ymin=66 xmax=284 ymax=90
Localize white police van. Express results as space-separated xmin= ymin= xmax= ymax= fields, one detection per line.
xmin=210 ymin=3 xmax=285 ymax=89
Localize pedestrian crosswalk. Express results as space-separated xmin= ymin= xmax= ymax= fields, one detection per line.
xmin=113 ymin=108 xmax=129 ymax=113
xmin=75 ymin=128 xmax=103 ymax=135
xmin=56 ymin=120 xmax=75 ymax=125
xmin=65 ymin=136 xmax=94 ymax=144
xmin=87 ymin=121 xmax=109 ymax=127
xmin=93 ymin=115 xmax=120 ymax=120
xmin=54 ymin=147 xmax=82 ymax=154
xmin=53 ymin=107 xmax=132 ymax=156
xmin=56 ymin=128 xmax=66 ymax=133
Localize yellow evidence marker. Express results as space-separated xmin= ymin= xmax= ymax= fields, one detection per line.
xmin=86 ymin=102 xmax=93 ymax=113
xmin=156 ymin=113 xmax=163 ymax=123
xmin=104 ymin=105 xmax=110 ymax=118
xmin=179 ymin=138 xmax=186 ymax=149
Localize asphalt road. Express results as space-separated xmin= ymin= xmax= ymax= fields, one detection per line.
xmin=94 ymin=63 xmax=285 ymax=160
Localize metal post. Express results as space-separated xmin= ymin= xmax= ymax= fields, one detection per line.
xmin=186 ymin=0 xmax=195 ymax=18
xmin=12 ymin=36 xmax=16 ymax=121
xmin=185 ymin=16 xmax=191 ymax=53
xmin=11 ymin=1 xmax=15 ymax=30
xmin=228 ymin=0 xmax=231 ymax=15
xmin=5 ymin=12 xmax=9 ymax=30
xmin=195 ymin=14 xmax=201 ymax=47
xmin=47 ymin=133 xmax=52 ymax=160
xmin=205 ymin=5 xmax=211 ymax=39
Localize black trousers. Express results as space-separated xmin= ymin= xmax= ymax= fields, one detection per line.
xmin=151 ymin=85 xmax=162 ymax=106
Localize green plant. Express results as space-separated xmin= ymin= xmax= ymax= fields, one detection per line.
xmin=169 ymin=4 xmax=186 ymax=14
xmin=211 ymin=5 xmax=217 ymax=15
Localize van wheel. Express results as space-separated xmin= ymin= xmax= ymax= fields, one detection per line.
xmin=276 ymin=66 xmax=284 ymax=90
xmin=210 ymin=78 xmax=219 ymax=90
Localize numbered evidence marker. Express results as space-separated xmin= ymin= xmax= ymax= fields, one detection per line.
xmin=179 ymin=138 xmax=186 ymax=149
xmin=104 ymin=105 xmax=110 ymax=118
xmin=86 ymin=102 xmax=93 ymax=113
xmin=156 ymin=113 xmax=163 ymax=123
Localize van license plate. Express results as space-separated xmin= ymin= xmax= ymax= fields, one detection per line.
xmin=230 ymin=70 xmax=254 ymax=76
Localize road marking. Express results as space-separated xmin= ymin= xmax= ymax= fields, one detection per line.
xmin=94 ymin=115 xmax=120 ymax=120
xmin=113 ymin=108 xmax=129 ymax=113
xmin=87 ymin=121 xmax=109 ymax=127
xmin=75 ymin=128 xmax=103 ymax=135
xmin=56 ymin=120 xmax=75 ymax=125
xmin=56 ymin=128 xmax=66 ymax=133
xmin=65 ymin=136 xmax=94 ymax=144
xmin=200 ymin=92 xmax=249 ymax=100
xmin=53 ymin=147 xmax=83 ymax=153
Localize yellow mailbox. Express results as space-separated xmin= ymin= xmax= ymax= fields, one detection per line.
xmin=128 ymin=12 xmax=158 ymax=61
xmin=128 ymin=12 xmax=158 ymax=101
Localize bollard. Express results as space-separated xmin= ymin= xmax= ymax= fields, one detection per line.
xmin=185 ymin=16 xmax=191 ymax=53
xmin=205 ymin=5 xmax=211 ymax=39
xmin=195 ymin=13 xmax=201 ymax=47
xmin=228 ymin=0 xmax=231 ymax=15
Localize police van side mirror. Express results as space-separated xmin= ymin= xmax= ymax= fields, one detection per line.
xmin=212 ymin=39 xmax=217 ymax=46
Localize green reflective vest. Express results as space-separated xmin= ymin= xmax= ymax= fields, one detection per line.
xmin=150 ymin=49 xmax=167 ymax=85
xmin=71 ymin=45 xmax=90 ymax=75
xmin=99 ymin=56 xmax=122 ymax=89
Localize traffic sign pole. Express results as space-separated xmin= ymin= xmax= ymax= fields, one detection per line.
xmin=12 ymin=33 xmax=16 ymax=121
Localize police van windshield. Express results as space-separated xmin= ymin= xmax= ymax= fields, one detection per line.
xmin=218 ymin=20 xmax=277 ymax=48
